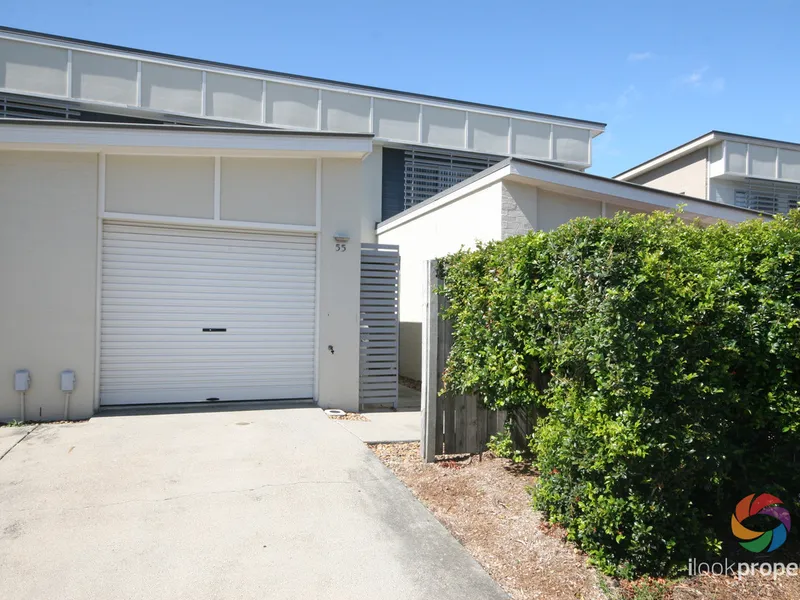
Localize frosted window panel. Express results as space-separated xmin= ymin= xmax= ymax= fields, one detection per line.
xmin=205 ymin=72 xmax=263 ymax=122
xmin=779 ymin=149 xmax=800 ymax=181
xmin=141 ymin=63 xmax=202 ymax=114
xmin=322 ymin=90 xmax=371 ymax=132
xmin=748 ymin=145 xmax=777 ymax=179
xmin=512 ymin=119 xmax=551 ymax=159
xmin=374 ymin=99 xmax=419 ymax=141
xmin=72 ymin=51 xmax=137 ymax=105
xmin=553 ymin=126 xmax=589 ymax=163
xmin=469 ymin=113 xmax=509 ymax=155
xmin=266 ymin=82 xmax=318 ymax=129
xmin=726 ymin=142 xmax=747 ymax=174
xmin=709 ymin=142 xmax=723 ymax=164
xmin=422 ymin=106 xmax=466 ymax=148
xmin=0 ymin=39 xmax=68 ymax=96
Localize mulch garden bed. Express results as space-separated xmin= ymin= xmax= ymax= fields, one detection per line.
xmin=370 ymin=442 xmax=800 ymax=600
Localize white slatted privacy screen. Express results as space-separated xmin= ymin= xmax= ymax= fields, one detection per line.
xmin=734 ymin=179 xmax=800 ymax=214
xmin=402 ymin=148 xmax=498 ymax=210
xmin=359 ymin=244 xmax=400 ymax=408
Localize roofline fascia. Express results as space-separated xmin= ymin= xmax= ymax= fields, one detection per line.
xmin=0 ymin=120 xmax=374 ymax=157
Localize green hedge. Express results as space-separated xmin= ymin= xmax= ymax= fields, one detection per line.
xmin=440 ymin=210 xmax=800 ymax=577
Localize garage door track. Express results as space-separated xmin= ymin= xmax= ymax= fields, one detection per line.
xmin=0 ymin=406 xmax=507 ymax=600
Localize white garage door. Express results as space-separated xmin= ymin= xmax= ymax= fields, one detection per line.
xmin=100 ymin=223 xmax=316 ymax=405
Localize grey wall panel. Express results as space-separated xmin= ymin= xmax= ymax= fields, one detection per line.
xmin=512 ymin=119 xmax=551 ymax=159
xmin=141 ymin=63 xmax=203 ymax=115
xmin=469 ymin=112 xmax=508 ymax=155
xmin=422 ymin=106 xmax=466 ymax=148
xmin=0 ymin=39 xmax=68 ymax=97
xmin=205 ymin=72 xmax=262 ymax=122
xmin=266 ymin=82 xmax=318 ymax=129
xmin=72 ymin=51 xmax=137 ymax=105
xmin=374 ymin=98 xmax=419 ymax=141
xmin=322 ymin=90 xmax=371 ymax=132
xmin=552 ymin=126 xmax=589 ymax=163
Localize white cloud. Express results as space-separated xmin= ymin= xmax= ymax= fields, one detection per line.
xmin=614 ymin=85 xmax=640 ymax=110
xmin=679 ymin=67 xmax=724 ymax=94
xmin=627 ymin=51 xmax=654 ymax=62
xmin=587 ymin=85 xmax=641 ymax=114
xmin=681 ymin=67 xmax=709 ymax=86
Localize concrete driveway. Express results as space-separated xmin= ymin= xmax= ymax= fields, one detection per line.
xmin=0 ymin=405 xmax=507 ymax=600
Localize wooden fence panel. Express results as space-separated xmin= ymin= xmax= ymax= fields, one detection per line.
xmin=421 ymin=260 xmax=508 ymax=461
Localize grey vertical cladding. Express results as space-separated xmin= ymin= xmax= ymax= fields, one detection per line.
xmin=381 ymin=148 xmax=406 ymax=221
xmin=501 ymin=184 xmax=534 ymax=239
xmin=359 ymin=243 xmax=400 ymax=408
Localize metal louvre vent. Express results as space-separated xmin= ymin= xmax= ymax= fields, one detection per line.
xmin=0 ymin=94 xmax=81 ymax=120
xmin=403 ymin=149 xmax=499 ymax=209
xmin=734 ymin=179 xmax=800 ymax=214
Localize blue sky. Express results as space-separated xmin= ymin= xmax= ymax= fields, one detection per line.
xmin=4 ymin=1 xmax=798 ymax=176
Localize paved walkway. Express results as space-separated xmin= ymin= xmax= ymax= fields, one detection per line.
xmin=0 ymin=406 xmax=507 ymax=600
xmin=335 ymin=410 xmax=421 ymax=443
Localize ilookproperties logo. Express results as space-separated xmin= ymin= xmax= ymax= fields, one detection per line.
xmin=731 ymin=493 xmax=792 ymax=553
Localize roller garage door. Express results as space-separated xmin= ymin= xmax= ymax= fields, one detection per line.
xmin=100 ymin=223 xmax=316 ymax=405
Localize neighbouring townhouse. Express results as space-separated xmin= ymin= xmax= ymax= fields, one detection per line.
xmin=615 ymin=131 xmax=800 ymax=215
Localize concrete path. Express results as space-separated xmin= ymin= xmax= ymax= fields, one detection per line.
xmin=0 ymin=406 xmax=507 ymax=600
xmin=0 ymin=424 xmax=34 ymax=458
xmin=336 ymin=411 xmax=421 ymax=443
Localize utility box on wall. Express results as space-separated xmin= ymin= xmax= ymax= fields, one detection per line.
xmin=14 ymin=369 xmax=30 ymax=392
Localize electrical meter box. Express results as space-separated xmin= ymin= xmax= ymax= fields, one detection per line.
xmin=60 ymin=370 xmax=76 ymax=392
xmin=14 ymin=370 xmax=30 ymax=392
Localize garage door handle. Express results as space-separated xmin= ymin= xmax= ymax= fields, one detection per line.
xmin=202 ymin=328 xmax=227 ymax=332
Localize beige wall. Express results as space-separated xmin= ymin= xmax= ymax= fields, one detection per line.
xmin=220 ymin=158 xmax=316 ymax=225
xmin=105 ymin=155 xmax=215 ymax=218
xmin=377 ymin=182 xmax=503 ymax=379
xmin=0 ymin=151 xmax=98 ymax=422
xmin=317 ymin=159 xmax=364 ymax=411
xmin=0 ymin=146 xmax=367 ymax=419
xmin=501 ymin=181 xmax=603 ymax=237
xmin=629 ymin=148 xmax=708 ymax=199
xmin=538 ymin=189 xmax=602 ymax=231
xmin=361 ymin=146 xmax=383 ymax=243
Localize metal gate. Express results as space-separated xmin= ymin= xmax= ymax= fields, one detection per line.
xmin=359 ymin=243 xmax=400 ymax=408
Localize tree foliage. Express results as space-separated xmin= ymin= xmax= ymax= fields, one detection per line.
xmin=440 ymin=210 xmax=800 ymax=577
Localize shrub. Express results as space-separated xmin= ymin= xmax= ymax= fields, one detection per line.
xmin=486 ymin=428 xmax=525 ymax=463
xmin=440 ymin=210 xmax=800 ymax=577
